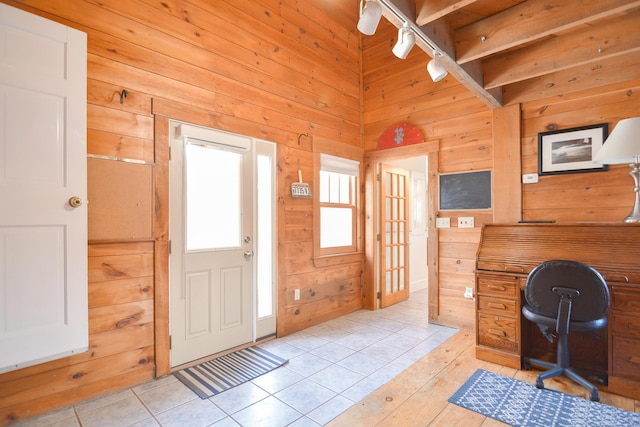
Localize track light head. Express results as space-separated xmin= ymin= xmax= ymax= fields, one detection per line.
xmin=427 ymin=52 xmax=448 ymax=82
xmin=357 ymin=0 xmax=382 ymax=35
xmin=392 ymin=26 xmax=415 ymax=59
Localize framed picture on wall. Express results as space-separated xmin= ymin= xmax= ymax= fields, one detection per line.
xmin=538 ymin=123 xmax=609 ymax=176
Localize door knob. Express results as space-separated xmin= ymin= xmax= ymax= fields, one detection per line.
xmin=244 ymin=251 xmax=253 ymax=260
xmin=68 ymin=197 xmax=83 ymax=208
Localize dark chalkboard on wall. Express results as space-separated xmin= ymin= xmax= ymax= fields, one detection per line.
xmin=439 ymin=170 xmax=492 ymax=210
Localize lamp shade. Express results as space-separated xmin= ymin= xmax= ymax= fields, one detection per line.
xmin=357 ymin=0 xmax=382 ymax=35
xmin=427 ymin=55 xmax=447 ymax=82
xmin=593 ymin=117 xmax=640 ymax=164
xmin=392 ymin=26 xmax=415 ymax=59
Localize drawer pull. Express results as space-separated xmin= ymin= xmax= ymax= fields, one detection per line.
xmin=606 ymin=273 xmax=630 ymax=283
xmin=627 ymin=322 xmax=640 ymax=331
xmin=629 ymin=356 xmax=640 ymax=366
xmin=504 ymin=265 xmax=524 ymax=273
xmin=488 ymin=328 xmax=506 ymax=337
xmin=488 ymin=302 xmax=507 ymax=310
xmin=487 ymin=284 xmax=506 ymax=291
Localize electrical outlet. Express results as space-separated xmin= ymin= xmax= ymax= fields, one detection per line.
xmin=294 ymin=289 xmax=300 ymax=301
xmin=464 ymin=287 xmax=474 ymax=299
xmin=523 ymin=173 xmax=539 ymax=184
xmin=458 ymin=217 xmax=474 ymax=228
xmin=436 ymin=217 xmax=450 ymax=228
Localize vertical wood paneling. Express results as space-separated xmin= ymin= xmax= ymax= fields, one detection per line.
xmin=0 ymin=0 xmax=362 ymax=423
xmin=362 ymin=19 xmax=493 ymax=330
xmin=493 ymin=104 xmax=522 ymax=223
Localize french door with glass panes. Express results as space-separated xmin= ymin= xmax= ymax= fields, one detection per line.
xmin=380 ymin=164 xmax=410 ymax=308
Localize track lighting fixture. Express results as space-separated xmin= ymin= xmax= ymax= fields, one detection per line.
xmin=392 ymin=26 xmax=415 ymax=59
xmin=357 ymin=1 xmax=448 ymax=84
xmin=357 ymin=0 xmax=382 ymax=35
xmin=427 ymin=51 xmax=448 ymax=82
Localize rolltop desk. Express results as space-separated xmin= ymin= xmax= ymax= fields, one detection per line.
xmin=475 ymin=223 xmax=640 ymax=399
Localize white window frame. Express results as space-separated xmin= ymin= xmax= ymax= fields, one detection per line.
xmin=314 ymin=153 xmax=361 ymax=257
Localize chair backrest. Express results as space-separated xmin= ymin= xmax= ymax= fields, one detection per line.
xmin=524 ymin=260 xmax=610 ymax=321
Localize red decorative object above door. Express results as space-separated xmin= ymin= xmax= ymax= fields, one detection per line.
xmin=377 ymin=123 xmax=424 ymax=149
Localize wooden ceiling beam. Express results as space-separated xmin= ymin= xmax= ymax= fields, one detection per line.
xmin=502 ymin=50 xmax=640 ymax=105
xmin=415 ymin=0 xmax=480 ymax=25
xmin=380 ymin=0 xmax=503 ymax=108
xmin=483 ymin=10 xmax=640 ymax=88
xmin=454 ymin=0 xmax=640 ymax=64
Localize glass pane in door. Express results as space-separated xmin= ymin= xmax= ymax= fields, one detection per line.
xmin=257 ymin=154 xmax=273 ymax=318
xmin=185 ymin=143 xmax=242 ymax=251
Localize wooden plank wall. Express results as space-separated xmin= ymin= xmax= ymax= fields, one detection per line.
xmin=0 ymin=0 xmax=362 ymax=423
xmin=361 ymin=19 xmax=492 ymax=331
xmin=362 ymin=19 xmax=640 ymax=331
xmin=521 ymin=80 xmax=640 ymax=222
xmin=0 ymin=243 xmax=155 ymax=424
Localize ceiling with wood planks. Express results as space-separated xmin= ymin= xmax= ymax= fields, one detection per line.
xmin=375 ymin=0 xmax=640 ymax=108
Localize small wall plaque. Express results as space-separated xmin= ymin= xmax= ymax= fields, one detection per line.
xmin=291 ymin=182 xmax=311 ymax=198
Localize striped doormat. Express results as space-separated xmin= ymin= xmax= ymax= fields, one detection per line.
xmin=173 ymin=346 xmax=288 ymax=398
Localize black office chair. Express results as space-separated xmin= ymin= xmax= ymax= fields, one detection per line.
xmin=522 ymin=260 xmax=610 ymax=402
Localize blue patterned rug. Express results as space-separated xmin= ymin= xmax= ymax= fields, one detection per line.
xmin=449 ymin=369 xmax=640 ymax=427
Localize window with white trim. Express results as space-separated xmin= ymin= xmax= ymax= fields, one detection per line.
xmin=318 ymin=154 xmax=359 ymax=254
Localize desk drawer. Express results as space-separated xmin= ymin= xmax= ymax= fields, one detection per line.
xmin=611 ymin=335 xmax=640 ymax=380
xmin=611 ymin=314 xmax=640 ymax=337
xmin=611 ymin=287 xmax=640 ymax=314
xmin=477 ymin=275 xmax=518 ymax=298
xmin=478 ymin=314 xmax=518 ymax=353
xmin=478 ymin=295 xmax=517 ymax=316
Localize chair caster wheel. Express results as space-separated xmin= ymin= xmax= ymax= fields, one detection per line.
xmin=522 ymin=361 xmax=531 ymax=370
xmin=535 ymin=378 xmax=544 ymax=389
xmin=590 ymin=391 xmax=600 ymax=402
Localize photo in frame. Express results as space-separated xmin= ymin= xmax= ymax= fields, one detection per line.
xmin=538 ymin=123 xmax=609 ymax=176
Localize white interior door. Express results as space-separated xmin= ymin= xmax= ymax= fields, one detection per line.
xmin=0 ymin=4 xmax=87 ymax=373
xmin=170 ymin=123 xmax=254 ymax=367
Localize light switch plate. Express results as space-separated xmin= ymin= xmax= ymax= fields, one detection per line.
xmin=436 ymin=217 xmax=450 ymax=228
xmin=523 ymin=173 xmax=539 ymax=184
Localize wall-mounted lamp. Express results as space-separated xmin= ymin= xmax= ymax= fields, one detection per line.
xmin=427 ymin=51 xmax=448 ymax=82
xmin=593 ymin=117 xmax=640 ymax=223
xmin=357 ymin=0 xmax=382 ymax=35
xmin=392 ymin=26 xmax=415 ymax=59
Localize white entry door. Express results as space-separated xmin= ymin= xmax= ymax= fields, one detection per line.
xmin=170 ymin=122 xmax=255 ymax=367
xmin=0 ymin=4 xmax=87 ymax=372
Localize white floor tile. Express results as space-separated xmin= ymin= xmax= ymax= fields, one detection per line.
xmin=22 ymin=290 xmax=459 ymax=427
xmin=230 ymin=396 xmax=302 ymax=427
xmin=306 ymin=395 xmax=355 ymax=425
xmin=155 ymin=398 xmax=226 ymax=427
xmin=76 ymin=395 xmax=150 ymax=427
xmin=336 ymin=351 xmax=387 ymax=376
xmin=308 ymin=341 xmax=356 ymax=363
xmin=251 ymin=366 xmax=304 ymax=394
xmin=285 ymin=352 xmax=333 ymax=376
xmin=308 ymin=364 xmax=364 ymax=393
xmin=208 ymin=382 xmax=269 ymax=415
xmin=135 ymin=380 xmax=197 ymax=415
xmin=275 ymin=379 xmax=336 ymax=414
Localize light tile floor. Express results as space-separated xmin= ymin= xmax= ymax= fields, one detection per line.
xmin=14 ymin=290 xmax=457 ymax=427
